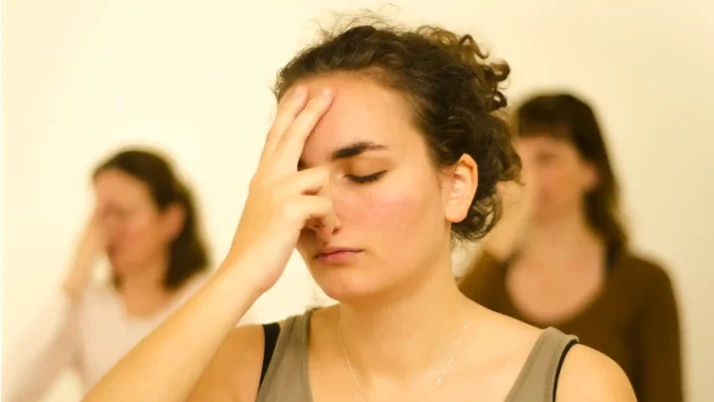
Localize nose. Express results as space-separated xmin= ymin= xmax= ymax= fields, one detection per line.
xmin=302 ymin=172 xmax=342 ymax=241
xmin=305 ymin=213 xmax=342 ymax=243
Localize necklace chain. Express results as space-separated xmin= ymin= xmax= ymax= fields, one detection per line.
xmin=337 ymin=321 xmax=468 ymax=402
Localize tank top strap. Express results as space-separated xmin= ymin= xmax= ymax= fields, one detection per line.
xmin=506 ymin=327 xmax=579 ymax=402
xmin=255 ymin=310 xmax=314 ymax=402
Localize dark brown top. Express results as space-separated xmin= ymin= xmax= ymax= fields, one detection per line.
xmin=458 ymin=250 xmax=683 ymax=402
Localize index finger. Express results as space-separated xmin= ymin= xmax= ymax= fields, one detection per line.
xmin=261 ymin=86 xmax=309 ymax=162
xmin=272 ymin=88 xmax=334 ymax=171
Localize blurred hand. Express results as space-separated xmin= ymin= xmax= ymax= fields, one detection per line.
xmin=63 ymin=211 xmax=107 ymax=297
xmin=222 ymin=86 xmax=336 ymax=296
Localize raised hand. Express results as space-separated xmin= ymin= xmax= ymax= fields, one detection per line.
xmin=225 ymin=86 xmax=336 ymax=295
xmin=63 ymin=210 xmax=107 ymax=297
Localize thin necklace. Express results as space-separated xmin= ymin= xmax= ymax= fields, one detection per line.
xmin=337 ymin=320 xmax=468 ymax=402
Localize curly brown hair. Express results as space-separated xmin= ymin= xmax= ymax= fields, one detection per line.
xmin=274 ymin=16 xmax=521 ymax=241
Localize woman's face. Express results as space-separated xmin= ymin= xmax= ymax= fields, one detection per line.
xmin=515 ymin=135 xmax=597 ymax=222
xmin=94 ymin=169 xmax=179 ymax=275
xmin=294 ymin=74 xmax=474 ymax=303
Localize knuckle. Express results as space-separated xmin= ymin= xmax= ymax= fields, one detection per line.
xmin=318 ymin=166 xmax=331 ymax=180
xmin=305 ymin=166 xmax=328 ymax=181
xmin=323 ymin=197 xmax=334 ymax=212
xmin=249 ymin=172 xmax=277 ymax=195
xmin=279 ymin=197 xmax=301 ymax=222
xmin=269 ymin=184 xmax=287 ymax=204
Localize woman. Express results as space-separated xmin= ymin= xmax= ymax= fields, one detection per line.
xmin=4 ymin=149 xmax=215 ymax=401
xmin=459 ymin=93 xmax=683 ymax=401
xmin=84 ymin=20 xmax=636 ymax=402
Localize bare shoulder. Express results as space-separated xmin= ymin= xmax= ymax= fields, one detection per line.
xmin=188 ymin=323 xmax=270 ymax=402
xmin=556 ymin=345 xmax=636 ymax=402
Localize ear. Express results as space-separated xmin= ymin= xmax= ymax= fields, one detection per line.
xmin=443 ymin=154 xmax=479 ymax=224
xmin=161 ymin=203 xmax=186 ymax=241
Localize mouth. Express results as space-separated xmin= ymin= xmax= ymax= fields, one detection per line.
xmin=314 ymin=248 xmax=363 ymax=264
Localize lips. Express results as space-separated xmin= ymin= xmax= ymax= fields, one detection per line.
xmin=315 ymin=248 xmax=363 ymax=264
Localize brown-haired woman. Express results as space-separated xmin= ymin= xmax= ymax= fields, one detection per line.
xmin=83 ymin=19 xmax=636 ymax=402
xmin=459 ymin=93 xmax=683 ymax=402
xmin=4 ymin=149 xmax=219 ymax=401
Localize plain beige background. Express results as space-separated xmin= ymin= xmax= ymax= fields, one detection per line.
xmin=2 ymin=0 xmax=713 ymax=400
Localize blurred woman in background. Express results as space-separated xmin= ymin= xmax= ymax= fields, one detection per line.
xmin=459 ymin=93 xmax=683 ymax=402
xmin=3 ymin=149 xmax=214 ymax=401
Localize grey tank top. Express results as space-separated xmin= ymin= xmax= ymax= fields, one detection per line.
xmin=256 ymin=310 xmax=578 ymax=402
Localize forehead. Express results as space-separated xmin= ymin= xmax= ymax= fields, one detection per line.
xmin=517 ymin=135 xmax=571 ymax=151
xmin=297 ymin=73 xmax=420 ymax=164
xmin=94 ymin=169 xmax=150 ymax=202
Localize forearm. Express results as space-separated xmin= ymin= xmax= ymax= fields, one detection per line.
xmin=83 ymin=259 xmax=261 ymax=402
xmin=62 ymin=250 xmax=96 ymax=298
xmin=3 ymin=291 xmax=78 ymax=402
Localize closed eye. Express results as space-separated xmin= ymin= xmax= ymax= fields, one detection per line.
xmin=346 ymin=170 xmax=387 ymax=184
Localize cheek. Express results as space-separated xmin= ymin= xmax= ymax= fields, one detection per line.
xmin=115 ymin=217 xmax=159 ymax=245
xmin=335 ymin=178 xmax=441 ymax=239
xmin=341 ymin=192 xmax=412 ymax=231
xmin=539 ymin=166 xmax=586 ymax=201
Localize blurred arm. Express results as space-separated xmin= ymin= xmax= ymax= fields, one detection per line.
xmin=2 ymin=290 xmax=81 ymax=402
xmin=82 ymin=261 xmax=261 ymax=402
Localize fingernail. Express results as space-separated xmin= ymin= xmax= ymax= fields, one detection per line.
xmin=320 ymin=88 xmax=332 ymax=98
xmin=291 ymin=86 xmax=306 ymax=99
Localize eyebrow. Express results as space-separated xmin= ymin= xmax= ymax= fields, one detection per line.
xmin=332 ymin=141 xmax=388 ymax=160
xmin=298 ymin=141 xmax=388 ymax=169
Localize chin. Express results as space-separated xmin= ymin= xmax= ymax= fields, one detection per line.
xmin=109 ymin=256 xmax=142 ymax=276
xmin=312 ymin=269 xmax=406 ymax=308
xmin=309 ymin=267 xmax=380 ymax=304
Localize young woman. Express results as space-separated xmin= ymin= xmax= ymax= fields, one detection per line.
xmin=459 ymin=93 xmax=683 ymax=402
xmin=83 ymin=20 xmax=636 ymax=402
xmin=4 ymin=149 xmax=216 ymax=401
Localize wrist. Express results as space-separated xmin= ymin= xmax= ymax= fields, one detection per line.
xmin=215 ymin=256 xmax=267 ymax=302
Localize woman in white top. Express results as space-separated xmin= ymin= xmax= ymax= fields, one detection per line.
xmin=3 ymin=149 xmax=213 ymax=402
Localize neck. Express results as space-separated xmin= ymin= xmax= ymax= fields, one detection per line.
xmin=118 ymin=256 xmax=173 ymax=317
xmin=523 ymin=208 xmax=603 ymax=265
xmin=337 ymin=246 xmax=472 ymax=382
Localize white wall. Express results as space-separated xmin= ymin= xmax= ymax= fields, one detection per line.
xmin=2 ymin=1 xmax=712 ymax=400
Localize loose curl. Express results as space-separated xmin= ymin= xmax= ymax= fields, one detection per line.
xmin=275 ymin=15 xmax=521 ymax=241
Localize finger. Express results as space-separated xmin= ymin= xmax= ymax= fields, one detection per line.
xmin=272 ymin=88 xmax=334 ymax=170
xmin=261 ymin=86 xmax=309 ymax=161
xmin=285 ymin=195 xmax=336 ymax=233
xmin=305 ymin=212 xmax=339 ymax=241
xmin=276 ymin=167 xmax=330 ymax=198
